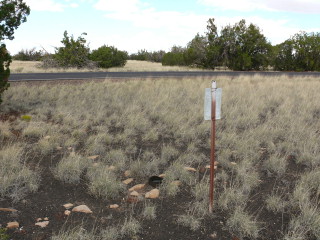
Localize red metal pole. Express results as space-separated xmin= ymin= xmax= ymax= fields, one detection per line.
xmin=209 ymin=81 xmax=216 ymax=213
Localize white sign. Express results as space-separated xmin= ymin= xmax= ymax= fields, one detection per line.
xmin=204 ymin=88 xmax=222 ymax=120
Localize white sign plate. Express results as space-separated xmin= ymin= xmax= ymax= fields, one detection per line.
xmin=204 ymin=88 xmax=222 ymax=120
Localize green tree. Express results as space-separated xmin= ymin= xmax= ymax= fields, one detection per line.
xmin=90 ymin=45 xmax=127 ymax=68
xmin=273 ymin=32 xmax=320 ymax=71
xmin=184 ymin=33 xmax=207 ymax=67
xmin=162 ymin=46 xmax=186 ymax=66
xmin=0 ymin=0 xmax=30 ymax=103
xmin=54 ymin=31 xmax=90 ymax=68
xmin=218 ymin=20 xmax=271 ymax=71
xmin=206 ymin=18 xmax=221 ymax=69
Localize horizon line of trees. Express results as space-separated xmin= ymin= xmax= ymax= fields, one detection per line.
xmin=10 ymin=18 xmax=320 ymax=72
xmin=161 ymin=18 xmax=320 ymax=72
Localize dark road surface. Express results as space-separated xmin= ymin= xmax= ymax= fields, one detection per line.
xmin=9 ymin=71 xmax=320 ymax=81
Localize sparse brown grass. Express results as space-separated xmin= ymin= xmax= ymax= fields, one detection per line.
xmin=10 ymin=60 xmax=209 ymax=73
xmin=1 ymin=74 xmax=320 ymax=239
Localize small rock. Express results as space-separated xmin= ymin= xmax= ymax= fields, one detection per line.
xmin=230 ymin=162 xmax=237 ymax=165
xmin=56 ymin=146 xmax=63 ymax=150
xmin=35 ymin=221 xmax=49 ymax=228
xmin=72 ymin=205 xmax=93 ymax=214
xmin=64 ymin=210 xmax=71 ymax=216
xmin=205 ymin=165 xmax=218 ymax=170
xmin=124 ymin=170 xmax=131 ymax=177
xmin=88 ymin=155 xmax=99 ymax=160
xmin=130 ymin=191 xmax=139 ymax=197
xmin=210 ymin=232 xmax=217 ymax=239
xmin=7 ymin=221 xmax=19 ymax=229
xmin=171 ymin=180 xmax=182 ymax=186
xmin=109 ymin=204 xmax=119 ymax=209
xmin=122 ymin=178 xmax=134 ymax=185
xmin=145 ymin=189 xmax=160 ymax=199
xmin=36 ymin=218 xmax=42 ymax=222
xmin=67 ymin=147 xmax=73 ymax=150
xmin=158 ymin=173 xmax=166 ymax=178
xmin=92 ymin=162 xmax=99 ymax=167
xmin=44 ymin=217 xmax=49 ymax=221
xmin=63 ymin=203 xmax=74 ymax=209
xmin=129 ymin=184 xmax=145 ymax=192
xmin=43 ymin=135 xmax=51 ymax=140
xmin=184 ymin=167 xmax=197 ymax=172
xmin=107 ymin=165 xmax=116 ymax=170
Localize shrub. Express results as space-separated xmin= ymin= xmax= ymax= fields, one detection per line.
xmin=90 ymin=45 xmax=127 ymax=68
xmin=13 ymin=48 xmax=44 ymax=61
xmin=53 ymin=31 xmax=91 ymax=68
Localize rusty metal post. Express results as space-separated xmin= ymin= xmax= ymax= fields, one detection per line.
xmin=209 ymin=81 xmax=216 ymax=213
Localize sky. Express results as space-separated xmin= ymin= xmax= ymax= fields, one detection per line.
xmin=3 ymin=0 xmax=320 ymax=55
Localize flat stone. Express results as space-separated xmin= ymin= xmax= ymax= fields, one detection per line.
xmin=122 ymin=178 xmax=134 ymax=185
xmin=171 ymin=180 xmax=182 ymax=186
xmin=107 ymin=165 xmax=116 ymax=170
xmin=230 ymin=162 xmax=237 ymax=165
xmin=184 ymin=167 xmax=197 ymax=172
xmin=7 ymin=221 xmax=19 ymax=229
xmin=124 ymin=170 xmax=131 ymax=177
xmin=109 ymin=204 xmax=119 ymax=209
xmin=88 ymin=155 xmax=99 ymax=160
xmin=64 ymin=210 xmax=71 ymax=216
xmin=129 ymin=184 xmax=145 ymax=192
xmin=72 ymin=205 xmax=93 ymax=214
xmin=130 ymin=191 xmax=140 ymax=196
xmin=145 ymin=189 xmax=160 ymax=199
xmin=35 ymin=221 xmax=49 ymax=228
xmin=63 ymin=203 xmax=74 ymax=209
xmin=0 ymin=208 xmax=18 ymax=212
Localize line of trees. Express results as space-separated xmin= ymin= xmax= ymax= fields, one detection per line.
xmin=162 ymin=18 xmax=320 ymax=71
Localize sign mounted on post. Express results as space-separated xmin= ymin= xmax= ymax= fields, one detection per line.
xmin=204 ymin=81 xmax=222 ymax=213
xmin=204 ymin=88 xmax=222 ymax=120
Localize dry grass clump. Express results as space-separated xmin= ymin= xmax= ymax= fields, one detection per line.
xmin=142 ymin=202 xmax=157 ymax=220
xmin=51 ymin=226 xmax=98 ymax=240
xmin=86 ymin=165 xmax=125 ymax=200
xmin=0 ymin=145 xmax=39 ymax=202
xmin=226 ymin=207 xmax=260 ymax=239
xmin=53 ymin=152 xmax=89 ymax=184
xmin=10 ymin=60 xmax=208 ymax=73
xmin=177 ymin=214 xmax=201 ymax=231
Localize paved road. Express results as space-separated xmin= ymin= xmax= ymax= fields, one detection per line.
xmin=9 ymin=71 xmax=320 ymax=81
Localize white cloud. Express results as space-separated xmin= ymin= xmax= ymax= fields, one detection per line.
xmin=94 ymin=0 xmax=141 ymax=14
xmin=24 ymin=0 xmax=66 ymax=12
xmin=70 ymin=3 xmax=79 ymax=8
xmin=198 ymin=0 xmax=320 ymax=13
xmin=25 ymin=0 xmax=83 ymax=12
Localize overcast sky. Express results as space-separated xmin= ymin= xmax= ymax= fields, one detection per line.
xmin=4 ymin=0 xmax=320 ymax=54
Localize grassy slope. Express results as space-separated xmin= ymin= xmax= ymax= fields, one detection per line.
xmin=1 ymin=75 xmax=320 ymax=239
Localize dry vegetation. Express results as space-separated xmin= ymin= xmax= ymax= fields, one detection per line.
xmin=1 ymin=75 xmax=320 ymax=239
xmin=10 ymin=60 xmax=209 ymax=73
